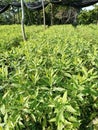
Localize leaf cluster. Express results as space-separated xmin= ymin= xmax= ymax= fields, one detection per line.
xmin=0 ymin=24 xmax=98 ymax=130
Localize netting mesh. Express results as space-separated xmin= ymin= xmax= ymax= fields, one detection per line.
xmin=62 ymin=0 xmax=98 ymax=8
xmin=0 ymin=0 xmax=98 ymax=14
xmin=0 ymin=4 xmax=10 ymax=14
xmin=25 ymin=1 xmax=49 ymax=11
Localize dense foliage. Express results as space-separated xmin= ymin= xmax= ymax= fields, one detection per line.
xmin=78 ymin=5 xmax=98 ymax=24
xmin=0 ymin=25 xmax=98 ymax=130
xmin=0 ymin=0 xmax=98 ymax=25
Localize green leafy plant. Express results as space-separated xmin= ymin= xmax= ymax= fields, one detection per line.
xmin=0 ymin=24 xmax=98 ymax=130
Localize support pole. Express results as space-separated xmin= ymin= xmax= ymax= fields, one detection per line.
xmin=51 ymin=3 xmax=54 ymax=25
xmin=21 ymin=0 xmax=26 ymax=41
xmin=73 ymin=8 xmax=81 ymax=27
xmin=18 ymin=8 xmax=20 ymax=24
xmin=42 ymin=0 xmax=46 ymax=29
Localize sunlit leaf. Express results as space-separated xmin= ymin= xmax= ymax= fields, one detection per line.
xmin=62 ymin=91 xmax=67 ymax=104
xmin=66 ymin=105 xmax=76 ymax=113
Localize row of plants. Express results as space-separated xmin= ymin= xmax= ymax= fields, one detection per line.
xmin=0 ymin=24 xmax=98 ymax=130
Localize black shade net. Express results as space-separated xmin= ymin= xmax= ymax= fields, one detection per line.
xmin=62 ymin=0 xmax=98 ymax=8
xmin=50 ymin=0 xmax=63 ymax=5
xmin=11 ymin=2 xmax=21 ymax=7
xmin=25 ymin=1 xmax=49 ymax=11
xmin=0 ymin=0 xmax=98 ymax=14
xmin=0 ymin=4 xmax=10 ymax=14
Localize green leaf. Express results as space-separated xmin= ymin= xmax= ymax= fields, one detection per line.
xmin=0 ymin=105 xmax=6 ymax=115
xmin=49 ymin=118 xmax=56 ymax=122
xmin=0 ymin=126 xmax=3 ymax=130
xmin=57 ymin=121 xmax=64 ymax=130
xmin=4 ymin=113 xmax=8 ymax=123
xmin=53 ymin=87 xmax=65 ymax=92
xmin=31 ymin=114 xmax=36 ymax=122
xmin=66 ymin=105 xmax=76 ymax=113
xmin=68 ymin=116 xmax=77 ymax=122
xmin=62 ymin=91 xmax=67 ymax=104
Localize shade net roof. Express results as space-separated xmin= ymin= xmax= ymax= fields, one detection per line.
xmin=25 ymin=1 xmax=49 ymax=11
xmin=0 ymin=0 xmax=98 ymax=14
xmin=62 ymin=0 xmax=98 ymax=8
